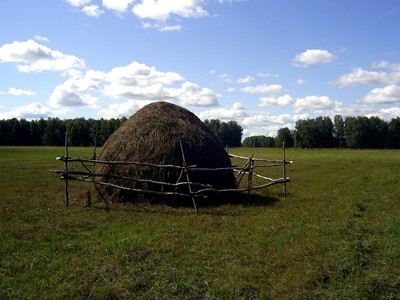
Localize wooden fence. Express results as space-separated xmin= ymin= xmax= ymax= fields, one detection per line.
xmin=50 ymin=133 xmax=293 ymax=211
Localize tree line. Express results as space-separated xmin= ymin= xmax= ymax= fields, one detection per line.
xmin=0 ymin=117 xmax=244 ymax=148
xmin=242 ymin=115 xmax=400 ymax=149
xmin=0 ymin=117 xmax=126 ymax=146
xmin=1 ymin=115 xmax=399 ymax=149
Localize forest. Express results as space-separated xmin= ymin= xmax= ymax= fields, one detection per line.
xmin=0 ymin=117 xmax=243 ymax=148
xmin=243 ymin=115 xmax=400 ymax=149
xmin=1 ymin=115 xmax=399 ymax=149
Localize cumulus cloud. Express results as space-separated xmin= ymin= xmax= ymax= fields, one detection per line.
xmin=8 ymin=87 xmax=37 ymax=96
xmin=0 ymin=39 xmax=85 ymax=73
xmin=102 ymin=61 xmax=183 ymax=99
xmin=257 ymin=72 xmax=279 ymax=78
xmin=50 ymin=61 xmax=219 ymax=111
xmin=197 ymin=102 xmax=247 ymax=120
xmin=82 ymin=5 xmax=104 ymax=17
xmin=102 ymin=0 xmax=134 ymax=12
xmin=334 ymin=62 xmax=400 ymax=87
xmin=49 ymin=70 xmax=104 ymax=108
xmin=158 ymin=24 xmax=182 ymax=32
xmin=241 ymin=111 xmax=308 ymax=136
xmin=241 ymin=84 xmax=283 ymax=94
xmin=371 ymin=107 xmax=400 ymax=120
xmin=294 ymin=95 xmax=342 ymax=113
xmin=166 ymin=82 xmax=218 ymax=106
xmin=236 ymin=75 xmax=254 ymax=83
xmin=34 ymin=35 xmax=49 ymax=42
xmin=132 ymin=0 xmax=208 ymax=22
xmin=293 ymin=49 xmax=336 ymax=67
xmin=98 ymin=100 xmax=155 ymax=119
xmin=66 ymin=0 xmax=92 ymax=7
xmin=334 ymin=67 xmax=388 ymax=87
xmin=363 ymin=85 xmax=400 ymax=104
xmin=258 ymin=94 xmax=293 ymax=107
xmin=0 ymin=103 xmax=65 ymax=120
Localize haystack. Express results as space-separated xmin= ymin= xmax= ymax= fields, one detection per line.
xmin=91 ymin=101 xmax=236 ymax=202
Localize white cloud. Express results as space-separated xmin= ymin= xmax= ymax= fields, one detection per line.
xmin=241 ymin=84 xmax=283 ymax=94
xmin=166 ymin=82 xmax=218 ymax=106
xmin=0 ymin=103 xmax=65 ymax=120
xmin=227 ymin=87 xmax=236 ymax=92
xmin=0 ymin=39 xmax=85 ymax=73
xmin=334 ymin=67 xmax=388 ymax=87
xmin=296 ymin=79 xmax=307 ymax=85
xmin=334 ymin=62 xmax=400 ymax=87
xmin=219 ymin=74 xmax=232 ymax=83
xmin=236 ymin=75 xmax=254 ymax=83
xmin=158 ymin=24 xmax=182 ymax=32
xmin=257 ymin=72 xmax=279 ymax=78
xmin=103 ymin=61 xmax=183 ymax=99
xmin=98 ymin=100 xmax=155 ymax=119
xmin=364 ymin=85 xmax=400 ymax=104
xmin=259 ymin=94 xmax=293 ymax=107
xmin=8 ymin=87 xmax=37 ymax=96
xmin=293 ymin=49 xmax=336 ymax=67
xmin=241 ymin=112 xmax=308 ymax=136
xmin=102 ymin=0 xmax=134 ymax=12
xmin=50 ymin=61 xmax=218 ymax=110
xmin=34 ymin=35 xmax=49 ymax=42
xmin=66 ymin=0 xmax=92 ymax=7
xmin=294 ymin=95 xmax=342 ymax=113
xmin=197 ymin=102 xmax=247 ymax=120
xmin=132 ymin=0 xmax=208 ymax=22
xmin=49 ymin=70 xmax=104 ymax=108
xmin=82 ymin=5 xmax=104 ymax=17
xmin=370 ymin=107 xmax=400 ymax=121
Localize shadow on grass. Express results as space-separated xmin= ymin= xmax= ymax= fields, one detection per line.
xmin=84 ymin=189 xmax=280 ymax=213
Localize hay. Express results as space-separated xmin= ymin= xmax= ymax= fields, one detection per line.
xmin=91 ymin=101 xmax=236 ymax=202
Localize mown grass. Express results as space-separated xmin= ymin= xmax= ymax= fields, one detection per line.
xmin=1 ymin=146 xmax=400 ymax=299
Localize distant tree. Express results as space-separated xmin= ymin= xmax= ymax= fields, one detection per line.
xmin=345 ymin=116 xmax=388 ymax=149
xmin=295 ymin=116 xmax=334 ymax=148
xmin=218 ymin=121 xmax=243 ymax=147
xmin=387 ymin=117 xmax=400 ymax=149
xmin=66 ymin=118 xmax=91 ymax=146
xmin=204 ymin=119 xmax=243 ymax=147
xmin=333 ymin=115 xmax=345 ymax=148
xmin=276 ymin=127 xmax=294 ymax=148
xmin=204 ymin=119 xmax=221 ymax=137
xmin=43 ymin=118 xmax=66 ymax=146
xmin=242 ymin=135 xmax=275 ymax=148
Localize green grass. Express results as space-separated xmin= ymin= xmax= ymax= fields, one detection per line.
xmin=1 ymin=146 xmax=400 ymax=299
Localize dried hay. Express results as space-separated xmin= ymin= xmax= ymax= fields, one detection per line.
xmin=91 ymin=101 xmax=236 ymax=202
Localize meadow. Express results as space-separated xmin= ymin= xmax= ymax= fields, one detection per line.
xmin=1 ymin=146 xmax=400 ymax=299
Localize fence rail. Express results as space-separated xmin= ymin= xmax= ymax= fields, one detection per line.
xmin=50 ymin=133 xmax=292 ymax=211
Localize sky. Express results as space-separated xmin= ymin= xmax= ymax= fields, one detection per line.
xmin=1 ymin=0 xmax=400 ymax=138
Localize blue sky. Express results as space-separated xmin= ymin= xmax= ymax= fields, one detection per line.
xmin=1 ymin=0 xmax=400 ymax=137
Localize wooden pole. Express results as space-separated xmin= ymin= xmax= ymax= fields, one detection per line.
xmin=247 ymin=155 xmax=254 ymax=199
xmin=180 ymin=142 xmax=198 ymax=212
xmin=65 ymin=131 xmax=69 ymax=207
xmin=282 ymin=141 xmax=287 ymax=197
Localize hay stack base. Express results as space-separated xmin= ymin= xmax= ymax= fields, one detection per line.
xmin=91 ymin=102 xmax=236 ymax=203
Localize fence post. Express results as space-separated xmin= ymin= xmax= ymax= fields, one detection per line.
xmin=282 ymin=141 xmax=287 ymax=197
xmin=180 ymin=142 xmax=198 ymax=212
xmin=65 ymin=131 xmax=70 ymax=207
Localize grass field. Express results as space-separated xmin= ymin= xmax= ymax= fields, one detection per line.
xmin=1 ymin=146 xmax=400 ymax=299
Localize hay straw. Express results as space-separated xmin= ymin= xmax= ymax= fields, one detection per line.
xmin=91 ymin=102 xmax=236 ymax=202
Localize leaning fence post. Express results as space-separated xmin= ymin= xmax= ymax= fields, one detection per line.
xmin=247 ymin=154 xmax=254 ymax=198
xmin=180 ymin=141 xmax=198 ymax=212
xmin=65 ymin=131 xmax=70 ymax=207
xmin=282 ymin=141 xmax=287 ymax=197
